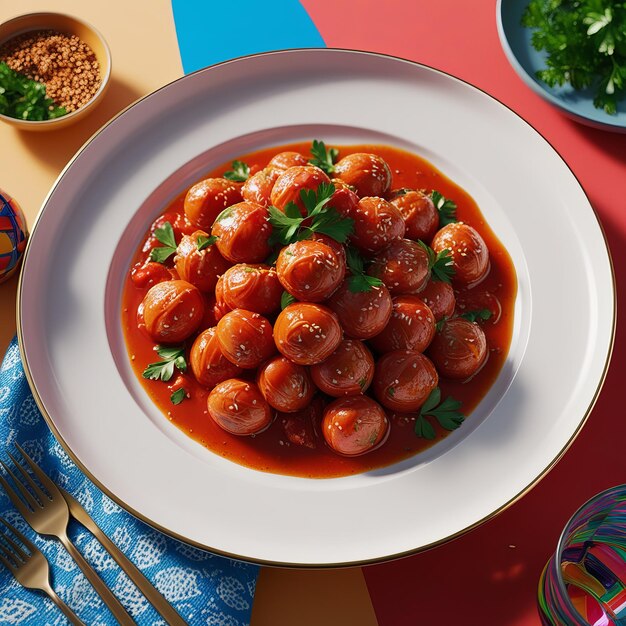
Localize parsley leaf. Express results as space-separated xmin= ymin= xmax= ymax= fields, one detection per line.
xmin=170 ymin=388 xmax=187 ymax=405
xmin=142 ymin=345 xmax=187 ymax=382
xmin=415 ymin=387 xmax=465 ymax=439
xmin=460 ymin=308 xmax=492 ymax=323
xmin=414 ymin=416 xmax=437 ymax=440
xmin=430 ymin=191 xmax=458 ymax=226
xmin=417 ymin=241 xmax=455 ymax=283
xmin=149 ymin=221 xmax=177 ymax=264
xmin=346 ymin=247 xmax=384 ymax=293
xmin=0 ymin=62 xmax=67 ymax=121
xmin=435 ymin=316 xmax=448 ymax=333
xmin=196 ymin=234 xmax=218 ymax=251
xmin=308 ymin=140 xmax=339 ymax=174
xmin=522 ymin=0 xmax=626 ymax=115
xmin=268 ymin=183 xmax=353 ymax=246
xmin=223 ymin=160 xmax=250 ymax=182
xmin=281 ymin=291 xmax=296 ymax=309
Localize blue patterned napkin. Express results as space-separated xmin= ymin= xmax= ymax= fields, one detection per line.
xmin=0 ymin=337 xmax=259 ymax=625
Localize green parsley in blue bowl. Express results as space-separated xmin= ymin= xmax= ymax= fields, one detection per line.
xmin=497 ymin=0 xmax=626 ymax=133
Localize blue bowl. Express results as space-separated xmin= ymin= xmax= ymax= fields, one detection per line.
xmin=497 ymin=0 xmax=626 ymax=133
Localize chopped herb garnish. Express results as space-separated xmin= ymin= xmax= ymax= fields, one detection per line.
xmin=0 ymin=61 xmax=66 ymax=121
xmin=430 ymin=191 xmax=457 ymax=226
xmin=308 ymin=139 xmax=339 ymax=174
xmin=418 ymin=241 xmax=455 ymax=283
xmin=149 ymin=222 xmax=177 ymax=264
xmin=281 ymin=291 xmax=296 ymax=309
xmin=196 ymin=234 xmax=218 ymax=251
xmin=223 ymin=160 xmax=250 ymax=182
xmin=142 ymin=345 xmax=187 ymax=382
xmin=346 ymin=247 xmax=384 ymax=293
xmin=414 ymin=387 xmax=465 ymax=440
xmin=460 ymin=308 xmax=492 ymax=323
xmin=268 ymin=182 xmax=353 ymax=246
xmin=522 ymin=0 xmax=626 ymax=114
xmin=215 ymin=206 xmax=234 ymax=222
xmin=393 ymin=188 xmax=412 ymax=197
xmin=170 ymin=388 xmax=186 ymax=405
xmin=358 ymin=377 xmax=367 ymax=389
xmin=388 ymin=387 xmax=396 ymax=397
xmin=435 ymin=317 xmax=448 ymax=333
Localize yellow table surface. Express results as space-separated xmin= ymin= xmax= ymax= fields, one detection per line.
xmin=0 ymin=1 xmax=378 ymax=624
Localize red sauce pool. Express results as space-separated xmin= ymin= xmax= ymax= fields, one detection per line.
xmin=121 ymin=142 xmax=517 ymax=478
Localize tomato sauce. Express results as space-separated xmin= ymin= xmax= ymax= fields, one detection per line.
xmin=121 ymin=142 xmax=517 ymax=478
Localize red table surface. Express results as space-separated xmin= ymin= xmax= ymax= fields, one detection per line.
xmin=301 ymin=0 xmax=626 ymax=624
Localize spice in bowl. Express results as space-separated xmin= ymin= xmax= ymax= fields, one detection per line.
xmin=0 ymin=29 xmax=101 ymax=121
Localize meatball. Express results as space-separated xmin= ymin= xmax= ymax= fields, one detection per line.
xmin=221 ymin=264 xmax=282 ymax=315
xmin=310 ymin=339 xmax=374 ymax=397
xmin=322 ymin=396 xmax=388 ymax=456
xmin=207 ymin=379 xmax=273 ymax=435
xmin=213 ymin=275 xmax=231 ymax=322
xmin=140 ymin=280 xmax=204 ymax=344
xmin=190 ymin=327 xmax=243 ymax=388
xmin=431 ymin=222 xmax=490 ymax=285
xmin=241 ymin=168 xmax=280 ymax=207
xmin=334 ymin=153 xmax=392 ymax=197
xmin=389 ymin=189 xmax=439 ymax=241
xmin=327 ymin=280 xmax=392 ymax=339
xmin=279 ymin=396 xmax=325 ymax=448
xmin=373 ymin=350 xmax=438 ymax=412
xmin=268 ymin=151 xmax=308 ymax=171
xmin=419 ymin=280 xmax=456 ymax=322
xmin=368 ymin=238 xmax=430 ymax=295
xmin=270 ymin=166 xmax=330 ymax=215
xmin=327 ymin=180 xmax=359 ymax=217
xmin=273 ymin=303 xmax=342 ymax=365
xmin=455 ymin=290 xmax=502 ymax=325
xmin=212 ymin=201 xmax=272 ymax=263
xmin=276 ymin=239 xmax=344 ymax=302
xmin=257 ymin=355 xmax=314 ymax=412
xmin=174 ymin=230 xmax=230 ymax=292
xmin=216 ymin=309 xmax=275 ymax=368
xmin=428 ymin=318 xmax=488 ymax=380
xmin=184 ymin=178 xmax=242 ymax=230
xmin=309 ymin=232 xmax=347 ymax=272
xmin=349 ymin=196 xmax=405 ymax=254
xmin=369 ymin=296 xmax=436 ymax=354
xmin=131 ymin=261 xmax=171 ymax=289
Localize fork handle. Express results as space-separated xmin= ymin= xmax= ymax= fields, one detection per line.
xmin=58 ymin=530 xmax=135 ymax=625
xmin=41 ymin=582 xmax=85 ymax=626
xmin=62 ymin=489 xmax=187 ymax=625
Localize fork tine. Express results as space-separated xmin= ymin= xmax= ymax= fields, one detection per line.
xmin=0 ymin=461 xmax=39 ymax=510
xmin=7 ymin=451 xmax=48 ymax=504
xmin=0 ymin=518 xmax=36 ymax=555
xmin=0 ymin=539 xmax=19 ymax=567
xmin=0 ymin=525 xmax=28 ymax=561
xmin=14 ymin=444 xmax=56 ymax=498
xmin=0 ymin=471 xmax=31 ymax=517
xmin=0 ymin=460 xmax=40 ymax=510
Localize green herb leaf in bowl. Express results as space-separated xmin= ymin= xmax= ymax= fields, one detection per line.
xmin=0 ymin=62 xmax=66 ymax=121
xmin=522 ymin=0 xmax=626 ymax=114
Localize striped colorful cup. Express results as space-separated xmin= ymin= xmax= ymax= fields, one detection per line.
xmin=539 ymin=485 xmax=626 ymax=625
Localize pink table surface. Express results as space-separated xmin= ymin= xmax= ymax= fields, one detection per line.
xmin=298 ymin=1 xmax=626 ymax=624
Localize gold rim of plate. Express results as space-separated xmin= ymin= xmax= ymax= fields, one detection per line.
xmin=15 ymin=48 xmax=618 ymax=568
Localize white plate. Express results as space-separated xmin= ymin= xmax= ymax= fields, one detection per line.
xmin=18 ymin=49 xmax=615 ymax=566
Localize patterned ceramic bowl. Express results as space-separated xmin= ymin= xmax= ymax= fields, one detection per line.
xmin=0 ymin=189 xmax=27 ymax=283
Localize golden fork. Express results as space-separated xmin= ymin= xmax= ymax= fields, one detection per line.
xmin=0 ymin=517 xmax=84 ymax=625
xmin=0 ymin=445 xmax=135 ymax=625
